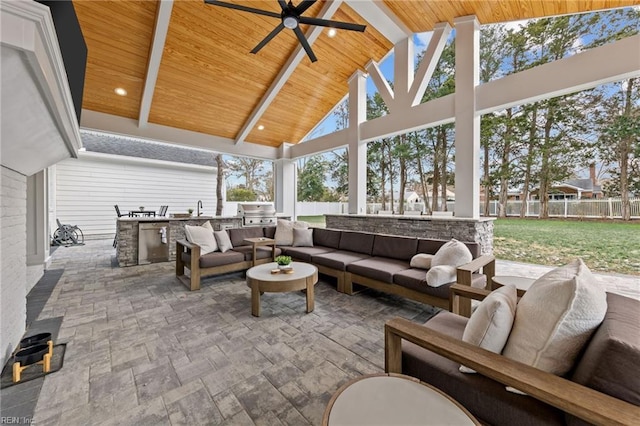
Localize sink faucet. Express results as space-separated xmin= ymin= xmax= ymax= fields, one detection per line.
xmin=197 ymin=200 xmax=203 ymax=216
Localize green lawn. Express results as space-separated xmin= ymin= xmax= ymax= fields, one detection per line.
xmin=494 ymin=218 xmax=640 ymax=275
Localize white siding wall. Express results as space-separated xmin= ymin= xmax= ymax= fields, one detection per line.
xmin=1 ymin=166 xmax=27 ymax=367
xmin=55 ymin=152 xmax=218 ymax=238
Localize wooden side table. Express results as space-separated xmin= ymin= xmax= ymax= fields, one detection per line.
xmin=243 ymin=237 xmax=276 ymax=266
xmin=323 ymin=373 xmax=479 ymax=425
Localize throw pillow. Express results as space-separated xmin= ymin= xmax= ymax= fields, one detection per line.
xmin=502 ymin=259 xmax=607 ymax=376
xmin=410 ymin=253 xmax=434 ymax=269
xmin=184 ymin=224 xmax=218 ymax=255
xmin=214 ymin=230 xmax=233 ymax=253
xmin=459 ymin=285 xmax=518 ymax=373
xmin=292 ymin=228 xmax=313 ymax=247
xmin=201 ymin=220 xmax=214 ymax=232
xmin=431 ymin=239 xmax=473 ymax=268
xmin=426 ymin=265 xmax=457 ymax=287
xmin=274 ymin=220 xmax=309 ymax=246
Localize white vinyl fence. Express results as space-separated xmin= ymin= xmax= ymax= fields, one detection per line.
xmin=293 ymin=199 xmax=640 ymax=219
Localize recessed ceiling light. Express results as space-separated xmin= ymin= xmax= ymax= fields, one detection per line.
xmin=328 ymin=28 xmax=337 ymax=38
xmin=257 ymin=125 xmax=265 ymax=130
xmin=114 ymin=87 xmax=127 ymax=96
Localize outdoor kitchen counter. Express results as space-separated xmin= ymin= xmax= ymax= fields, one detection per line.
xmin=116 ymin=216 xmax=242 ymax=267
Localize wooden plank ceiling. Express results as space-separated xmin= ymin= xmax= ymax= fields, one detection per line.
xmin=74 ymin=0 xmax=640 ymax=149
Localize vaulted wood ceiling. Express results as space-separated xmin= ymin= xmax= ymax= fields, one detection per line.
xmin=74 ymin=0 xmax=639 ymax=149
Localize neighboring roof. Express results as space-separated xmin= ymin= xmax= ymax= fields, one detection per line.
xmin=559 ymin=178 xmax=602 ymax=193
xmin=81 ymin=131 xmax=217 ymax=167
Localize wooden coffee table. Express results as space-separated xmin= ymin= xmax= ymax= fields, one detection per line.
xmin=492 ymin=275 xmax=536 ymax=297
xmin=246 ymin=262 xmax=318 ymax=317
xmin=323 ymin=373 xmax=479 ymax=425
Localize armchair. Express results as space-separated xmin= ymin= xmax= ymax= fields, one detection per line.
xmin=385 ymin=284 xmax=640 ymax=425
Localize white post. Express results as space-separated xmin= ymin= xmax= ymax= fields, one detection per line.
xmin=274 ymin=143 xmax=296 ymax=219
xmin=453 ymin=16 xmax=480 ymax=218
xmin=347 ymin=70 xmax=368 ymax=214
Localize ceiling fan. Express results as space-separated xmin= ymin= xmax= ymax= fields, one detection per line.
xmin=204 ymin=0 xmax=366 ymax=62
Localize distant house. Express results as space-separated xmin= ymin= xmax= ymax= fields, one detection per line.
xmin=515 ymin=164 xmax=603 ymax=200
xmin=391 ymin=191 xmax=423 ymax=203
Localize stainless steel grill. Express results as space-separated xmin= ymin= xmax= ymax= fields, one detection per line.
xmin=237 ymin=203 xmax=277 ymax=227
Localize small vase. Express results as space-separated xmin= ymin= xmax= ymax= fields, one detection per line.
xmin=278 ymin=264 xmax=291 ymax=270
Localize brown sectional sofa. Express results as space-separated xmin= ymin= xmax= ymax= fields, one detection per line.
xmin=386 ymin=290 xmax=640 ymax=425
xmin=176 ymin=226 xmax=495 ymax=315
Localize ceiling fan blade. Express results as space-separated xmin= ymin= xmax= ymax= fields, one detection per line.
xmin=295 ymin=1 xmax=316 ymax=14
xmin=204 ymin=0 xmax=280 ymax=19
xmin=251 ymin=23 xmax=285 ymax=54
xmin=293 ymin=26 xmax=317 ymax=62
xmin=298 ymin=16 xmax=366 ymax=32
xmin=277 ymin=0 xmax=288 ymax=11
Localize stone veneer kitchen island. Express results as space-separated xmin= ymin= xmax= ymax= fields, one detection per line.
xmin=324 ymin=214 xmax=495 ymax=255
xmin=116 ymin=216 xmax=242 ymax=267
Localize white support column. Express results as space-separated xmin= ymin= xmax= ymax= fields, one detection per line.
xmin=274 ymin=143 xmax=296 ymax=218
xmin=347 ymin=70 xmax=368 ymax=214
xmin=454 ymin=16 xmax=480 ymax=219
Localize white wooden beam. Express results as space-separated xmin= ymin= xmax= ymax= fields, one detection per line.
xmin=347 ymin=69 xmax=368 ymax=214
xmin=476 ymin=34 xmax=640 ymax=114
xmin=393 ymin=38 xmax=414 ymax=110
xmin=408 ymin=22 xmax=451 ymax=107
xmin=81 ymin=110 xmax=279 ymax=160
xmin=359 ymin=94 xmax=455 ymax=142
xmin=289 ymin=128 xmax=349 ymax=158
xmin=235 ymin=0 xmax=343 ymax=145
xmin=365 ymin=59 xmax=394 ymax=110
xmin=138 ymin=0 xmax=173 ymax=128
xmin=344 ymin=0 xmax=411 ymax=44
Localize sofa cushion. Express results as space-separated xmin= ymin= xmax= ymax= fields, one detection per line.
xmin=292 ymin=228 xmax=314 ymax=247
xmin=460 ymin=285 xmax=517 ymax=373
xmin=346 ymin=257 xmax=411 ymax=284
xmin=402 ymin=311 xmax=565 ymax=426
xmin=232 ymin=246 xmax=282 ymax=261
xmin=339 ymin=231 xmax=375 ymax=255
xmin=431 ymin=239 xmax=473 ymax=268
xmin=393 ymin=269 xmax=486 ymax=300
xmin=281 ymin=246 xmax=336 ymax=263
xmin=214 ymin=231 xmax=233 ymax=253
xmin=371 ymin=235 xmax=418 ymax=261
xmin=567 ymin=293 xmax=640 ymax=425
xmin=502 ymin=259 xmax=607 ymax=376
xmin=181 ymin=250 xmax=244 ymax=268
xmin=228 ymin=226 xmax=265 ymax=247
xmin=410 ymin=253 xmax=434 ymax=269
xmin=184 ymin=224 xmax=218 ymax=255
xmin=311 ymin=250 xmax=370 ymax=271
xmin=313 ymin=228 xmax=342 ymax=249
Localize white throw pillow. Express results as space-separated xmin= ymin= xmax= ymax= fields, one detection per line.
xmin=410 ymin=253 xmax=434 ymax=269
xmin=214 ymin=230 xmax=233 ymax=253
xmin=201 ymin=220 xmax=214 ymax=232
xmin=459 ymin=285 xmax=517 ymax=373
xmin=426 ymin=265 xmax=457 ymax=287
xmin=292 ymin=228 xmax=313 ymax=247
xmin=274 ymin=220 xmax=309 ymax=246
xmin=184 ymin=225 xmax=218 ymax=255
xmin=502 ymin=259 xmax=607 ymax=376
xmin=431 ymin=239 xmax=473 ymax=268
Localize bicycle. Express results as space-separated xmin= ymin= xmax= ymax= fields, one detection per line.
xmin=52 ymin=219 xmax=84 ymax=246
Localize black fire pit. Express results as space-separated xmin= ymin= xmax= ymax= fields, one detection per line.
xmin=19 ymin=332 xmax=52 ymax=350
xmin=14 ymin=344 xmax=49 ymax=366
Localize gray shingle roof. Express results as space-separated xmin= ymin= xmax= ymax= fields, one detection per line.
xmin=81 ymin=131 xmax=217 ymax=167
xmin=560 ymin=178 xmax=602 ymax=193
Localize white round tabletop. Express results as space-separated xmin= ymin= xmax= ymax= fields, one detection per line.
xmin=324 ymin=374 xmax=478 ymax=425
xmin=246 ymin=262 xmax=317 ymax=282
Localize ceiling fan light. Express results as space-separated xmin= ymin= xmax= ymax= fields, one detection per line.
xmin=283 ymin=16 xmax=298 ymax=29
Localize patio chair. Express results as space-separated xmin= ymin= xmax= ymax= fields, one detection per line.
xmin=159 ymin=205 xmax=168 ymax=217
xmin=114 ymin=205 xmax=124 ymax=248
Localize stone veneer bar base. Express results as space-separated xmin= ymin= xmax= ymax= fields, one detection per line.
xmin=116 ymin=216 xmax=242 ymax=267
xmin=324 ymin=214 xmax=495 ymax=255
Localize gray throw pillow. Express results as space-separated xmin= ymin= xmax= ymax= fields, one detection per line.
xmin=292 ymin=228 xmax=313 ymax=247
